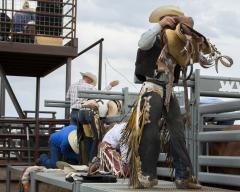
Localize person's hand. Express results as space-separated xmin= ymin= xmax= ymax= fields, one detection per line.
xmin=109 ymin=80 xmax=119 ymax=87
xmin=159 ymin=16 xmax=176 ymax=29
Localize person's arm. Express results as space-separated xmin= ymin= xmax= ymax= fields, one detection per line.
xmin=103 ymin=80 xmax=119 ymax=91
xmin=138 ymin=24 xmax=162 ymax=50
xmin=138 ymin=16 xmax=177 ymax=50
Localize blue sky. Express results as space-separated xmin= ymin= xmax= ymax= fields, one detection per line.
xmin=5 ymin=0 xmax=240 ymax=118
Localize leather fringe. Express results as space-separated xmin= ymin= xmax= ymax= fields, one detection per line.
xmin=120 ymin=94 xmax=150 ymax=188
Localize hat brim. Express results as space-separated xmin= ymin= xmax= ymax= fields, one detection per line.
xmin=68 ymin=130 xmax=79 ymax=154
xmin=80 ymin=72 xmax=97 ymax=86
xmin=56 ymin=161 xmax=89 ymax=172
xmin=149 ymin=6 xmax=184 ymax=23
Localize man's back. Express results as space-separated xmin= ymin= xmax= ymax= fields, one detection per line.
xmin=66 ymin=80 xmax=96 ymax=110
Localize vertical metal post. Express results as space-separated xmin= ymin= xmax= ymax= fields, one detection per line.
xmin=194 ymin=69 xmax=201 ymax=176
xmin=30 ymin=172 xmax=37 ymax=192
xmin=73 ymin=180 xmax=81 ymax=192
xmin=0 ymin=64 xmax=25 ymax=118
xmin=34 ymin=77 xmax=40 ymax=160
xmin=6 ymin=165 xmax=11 ymax=192
xmin=65 ymin=58 xmax=71 ymax=119
xmin=0 ymin=77 xmax=5 ymax=117
xmin=98 ymin=41 xmax=103 ymax=90
xmin=122 ymin=87 xmax=129 ymax=116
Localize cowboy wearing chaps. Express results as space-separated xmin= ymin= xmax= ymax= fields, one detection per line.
xmin=121 ymin=5 xmax=233 ymax=189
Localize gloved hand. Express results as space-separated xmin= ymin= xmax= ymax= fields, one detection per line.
xmin=109 ymin=80 xmax=119 ymax=87
xmin=65 ymin=172 xmax=86 ymax=182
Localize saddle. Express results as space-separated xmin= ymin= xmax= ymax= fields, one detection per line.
xmin=156 ymin=16 xmax=233 ymax=127
xmin=164 ymin=22 xmax=233 ymax=70
xmin=165 ymin=23 xmax=211 ymax=66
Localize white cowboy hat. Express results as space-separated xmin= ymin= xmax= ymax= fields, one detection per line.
xmin=23 ymin=1 xmax=29 ymax=9
xmin=80 ymin=72 xmax=97 ymax=86
xmin=149 ymin=5 xmax=184 ymax=23
xmin=68 ymin=126 xmax=93 ymax=154
xmin=56 ymin=161 xmax=89 ymax=174
xmin=68 ymin=130 xmax=79 ymax=154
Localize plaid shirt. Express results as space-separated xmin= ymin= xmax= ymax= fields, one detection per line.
xmin=66 ymin=79 xmax=112 ymax=110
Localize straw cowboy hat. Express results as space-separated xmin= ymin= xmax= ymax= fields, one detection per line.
xmin=149 ymin=5 xmax=184 ymax=23
xmin=68 ymin=127 xmax=94 ymax=154
xmin=80 ymin=72 xmax=97 ymax=86
xmin=22 ymin=1 xmax=29 ymax=9
xmin=56 ymin=161 xmax=89 ymax=174
xmin=68 ymin=130 xmax=79 ymax=154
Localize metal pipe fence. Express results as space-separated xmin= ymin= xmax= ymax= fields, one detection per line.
xmin=0 ymin=0 xmax=76 ymax=46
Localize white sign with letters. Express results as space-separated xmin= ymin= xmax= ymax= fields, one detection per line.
xmin=219 ymin=81 xmax=240 ymax=93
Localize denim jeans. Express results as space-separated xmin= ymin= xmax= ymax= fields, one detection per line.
xmin=77 ymin=109 xmax=101 ymax=164
xmin=39 ymin=143 xmax=61 ymax=168
xmin=171 ymin=144 xmax=189 ymax=179
xmin=39 ymin=141 xmax=79 ymax=168
xmin=70 ymin=109 xmax=79 ymax=125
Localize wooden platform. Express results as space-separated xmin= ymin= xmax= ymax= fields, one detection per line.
xmin=0 ymin=40 xmax=78 ymax=77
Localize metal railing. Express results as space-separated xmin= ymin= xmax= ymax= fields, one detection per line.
xmin=0 ymin=117 xmax=69 ymax=163
xmin=0 ymin=0 xmax=77 ymax=46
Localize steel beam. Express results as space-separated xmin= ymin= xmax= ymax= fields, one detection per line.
xmin=201 ymin=75 xmax=240 ymax=82
xmin=65 ymin=58 xmax=71 ymax=119
xmin=200 ymin=91 xmax=240 ymax=98
xmin=77 ymin=38 xmax=104 ymax=57
xmin=198 ymin=155 xmax=240 ymax=168
xmin=198 ymin=130 xmax=240 ymax=142
xmin=199 ymin=101 xmax=240 ymax=114
xmin=98 ymin=41 xmax=103 ymax=90
xmin=34 ymin=77 xmax=40 ymax=160
xmin=0 ymin=77 xmax=5 ymax=117
xmin=198 ymin=172 xmax=240 ymax=187
xmin=0 ymin=64 xmax=25 ymax=118
xmin=203 ymin=112 xmax=240 ymax=122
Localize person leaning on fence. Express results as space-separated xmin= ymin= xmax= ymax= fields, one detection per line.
xmin=120 ymin=5 xmax=213 ymax=189
xmin=37 ymin=99 xmax=104 ymax=168
xmin=66 ymin=71 xmax=119 ymax=125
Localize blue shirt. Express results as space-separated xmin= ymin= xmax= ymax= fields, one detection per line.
xmin=13 ymin=12 xmax=36 ymax=32
xmin=49 ymin=125 xmax=78 ymax=161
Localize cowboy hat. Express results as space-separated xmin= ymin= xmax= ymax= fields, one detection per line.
xmin=68 ymin=126 xmax=94 ymax=154
xmin=80 ymin=72 xmax=97 ymax=86
xmin=164 ymin=23 xmax=211 ymax=67
xmin=56 ymin=161 xmax=89 ymax=174
xmin=149 ymin=5 xmax=184 ymax=23
xmin=22 ymin=1 xmax=29 ymax=9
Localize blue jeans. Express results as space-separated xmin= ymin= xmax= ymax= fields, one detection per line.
xmin=171 ymin=144 xmax=189 ymax=180
xmin=39 ymin=143 xmax=61 ymax=168
xmin=70 ymin=109 xmax=79 ymax=125
xmin=39 ymin=142 xmax=79 ymax=168
xmin=77 ymin=109 xmax=101 ymax=164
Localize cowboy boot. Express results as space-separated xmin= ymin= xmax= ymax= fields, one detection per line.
xmin=138 ymin=173 xmax=158 ymax=188
xmin=175 ymin=176 xmax=202 ymax=189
